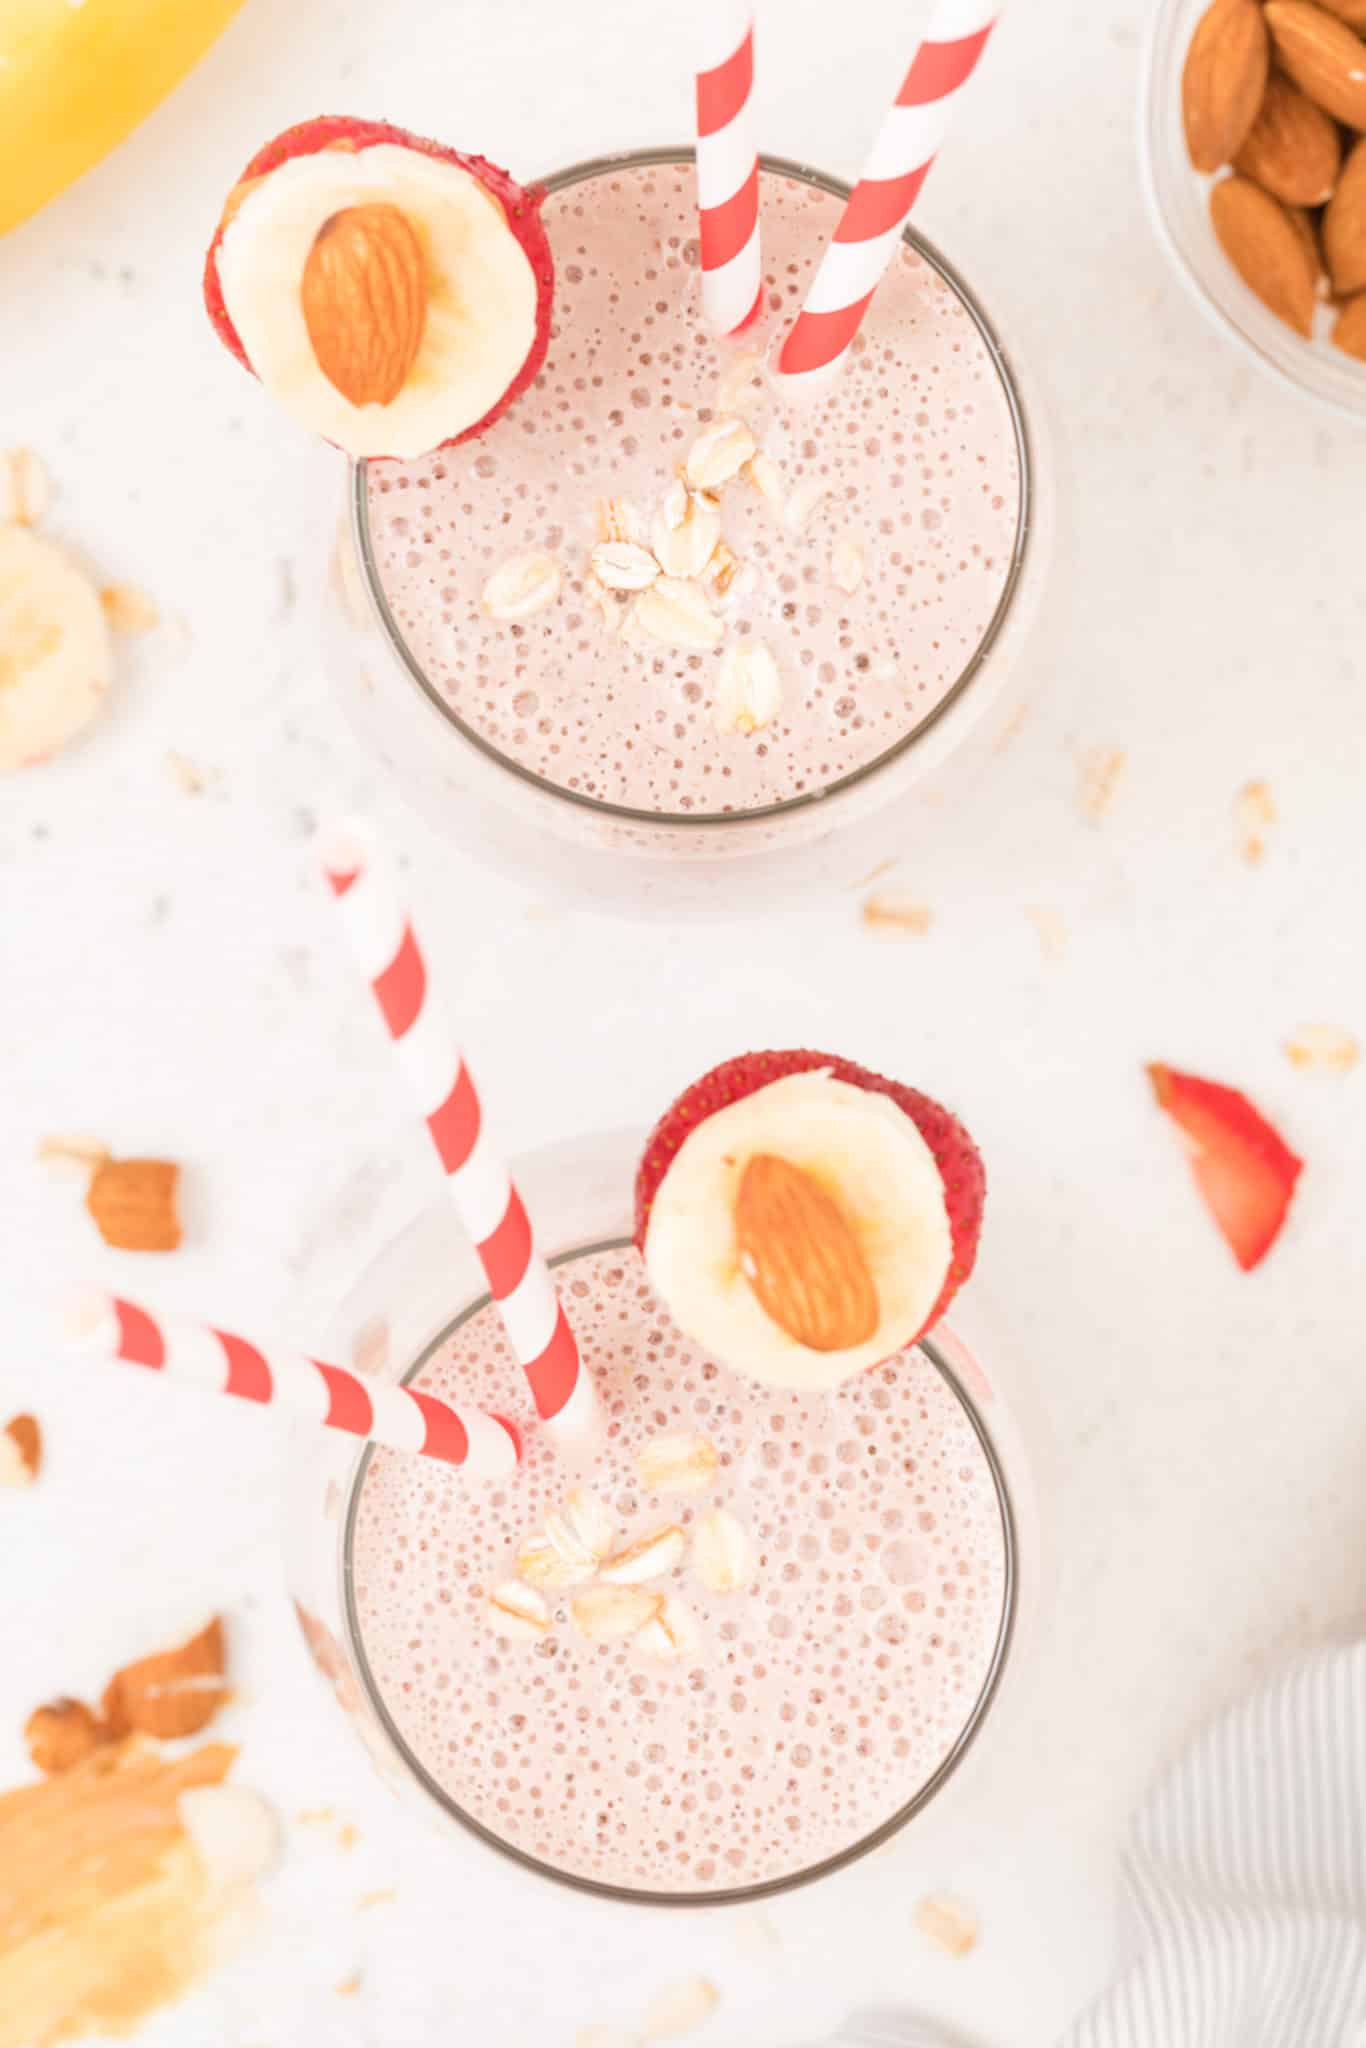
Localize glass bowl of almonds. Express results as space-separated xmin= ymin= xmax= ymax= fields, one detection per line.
xmin=1142 ymin=0 xmax=1366 ymax=414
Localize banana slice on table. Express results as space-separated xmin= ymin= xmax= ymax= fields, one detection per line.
xmin=0 ymin=525 xmax=112 ymax=772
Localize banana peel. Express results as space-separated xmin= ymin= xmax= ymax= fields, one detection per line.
xmin=0 ymin=0 xmax=248 ymax=239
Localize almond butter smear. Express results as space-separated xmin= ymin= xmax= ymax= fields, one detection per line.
xmin=0 ymin=1740 xmax=255 ymax=2048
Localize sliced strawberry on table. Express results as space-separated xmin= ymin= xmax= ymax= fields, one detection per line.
xmin=203 ymin=116 xmax=554 ymax=460
xmin=1147 ymin=1062 xmax=1303 ymax=1271
xmin=635 ymin=1049 xmax=985 ymax=1392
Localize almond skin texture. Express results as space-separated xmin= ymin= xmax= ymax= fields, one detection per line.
xmin=300 ymin=202 xmax=427 ymax=407
xmin=102 ymin=1617 xmax=228 ymax=1740
xmin=1332 ymin=289 xmax=1366 ymax=354
xmin=86 ymin=1157 xmax=182 ymax=1251
xmin=1233 ymin=71 xmax=1342 ymax=203
xmin=1183 ymin=0 xmax=1272 ymax=171
xmin=734 ymin=1153 xmax=880 ymax=1353
xmin=1210 ymin=175 xmax=1318 ymax=334
xmin=1264 ymin=2 xmax=1366 ymax=128
xmin=1324 ymin=136 xmax=1366 ymax=295
xmin=1316 ymin=0 xmax=1366 ymax=27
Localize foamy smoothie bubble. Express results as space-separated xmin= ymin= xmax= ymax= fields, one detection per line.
xmin=347 ymin=1245 xmax=1011 ymax=1897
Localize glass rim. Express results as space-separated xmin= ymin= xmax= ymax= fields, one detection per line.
xmin=349 ymin=144 xmax=1036 ymax=832
xmin=339 ymin=1233 xmax=1020 ymax=1909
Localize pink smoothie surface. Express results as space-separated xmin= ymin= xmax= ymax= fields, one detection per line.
xmin=364 ymin=159 xmax=1023 ymax=818
xmin=348 ymin=1245 xmax=1011 ymax=1896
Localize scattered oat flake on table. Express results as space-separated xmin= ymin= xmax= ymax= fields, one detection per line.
xmin=642 ymin=1977 xmax=720 ymax=2040
xmin=1283 ymin=1024 xmax=1360 ymax=1074
xmin=37 ymin=1132 xmax=109 ymax=1180
xmin=357 ymin=1886 xmax=397 ymax=1910
xmin=2 ymin=446 xmax=52 ymax=526
xmin=336 ymin=1972 xmax=363 ymax=1998
xmin=914 ymin=1892 xmax=979 ymax=1957
xmin=1 ymin=1413 xmax=42 ymax=1488
xmin=165 ymin=750 xmax=209 ymax=794
xmin=730 ymin=1906 xmax=782 ymax=1956
xmin=100 ymin=582 xmax=159 ymax=632
xmin=1024 ymin=905 xmax=1067 ymax=960
xmin=1234 ymin=778 xmax=1276 ymax=864
xmin=862 ymin=892 xmax=932 ymax=937
xmin=1079 ymin=745 xmax=1125 ymax=821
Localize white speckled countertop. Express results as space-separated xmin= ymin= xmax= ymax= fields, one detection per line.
xmin=3 ymin=1 xmax=1365 ymax=2042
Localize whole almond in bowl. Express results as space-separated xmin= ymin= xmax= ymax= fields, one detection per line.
xmin=1209 ymin=174 xmax=1319 ymax=332
xmin=1233 ymin=71 xmax=1342 ymax=201
xmin=1264 ymin=1 xmax=1366 ymax=128
xmin=1324 ymin=135 xmax=1366 ymax=293
xmin=1182 ymin=0 xmax=1271 ymax=169
xmin=1333 ymin=289 xmax=1366 ymax=353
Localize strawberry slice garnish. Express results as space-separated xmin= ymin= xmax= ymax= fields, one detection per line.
xmin=1147 ymin=1063 xmax=1303 ymax=1271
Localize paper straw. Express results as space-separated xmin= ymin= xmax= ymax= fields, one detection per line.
xmin=696 ymin=2 xmax=762 ymax=334
xmin=320 ymin=822 xmax=598 ymax=1435
xmin=776 ymin=0 xmax=999 ymax=389
xmin=67 ymin=1292 xmax=522 ymax=1476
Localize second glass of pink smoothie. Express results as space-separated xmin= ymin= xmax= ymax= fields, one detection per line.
xmin=284 ymin=1126 xmax=1038 ymax=1905
xmin=330 ymin=149 xmax=1059 ymax=911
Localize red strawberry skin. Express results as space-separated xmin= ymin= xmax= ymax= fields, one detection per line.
xmin=634 ymin=1050 xmax=986 ymax=1343
xmin=1148 ymin=1063 xmax=1303 ymax=1271
xmin=202 ymin=117 xmax=554 ymax=454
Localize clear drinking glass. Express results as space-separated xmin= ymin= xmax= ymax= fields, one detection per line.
xmin=283 ymin=1127 xmax=1042 ymax=1906
xmin=1140 ymin=0 xmax=1366 ymax=419
xmin=325 ymin=147 xmax=1065 ymax=913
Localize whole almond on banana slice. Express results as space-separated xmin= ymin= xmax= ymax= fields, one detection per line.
xmin=1264 ymin=1 xmax=1366 ymax=128
xmin=103 ymin=1617 xmax=228 ymax=1739
xmin=301 ymin=202 xmax=428 ymax=407
xmin=1324 ymin=136 xmax=1366 ymax=295
xmin=1332 ymin=288 xmax=1366 ymax=355
xmin=1209 ymin=175 xmax=1317 ymax=335
xmin=1233 ymin=72 xmax=1341 ymax=203
xmin=1182 ymin=0 xmax=1270 ymax=171
xmin=734 ymin=1153 xmax=880 ymax=1352
xmin=86 ymin=1157 xmax=182 ymax=1252
xmin=600 ymin=1524 xmax=686 ymax=1586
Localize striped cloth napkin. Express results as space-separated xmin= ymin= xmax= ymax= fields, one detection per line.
xmin=828 ymin=1640 xmax=1366 ymax=2048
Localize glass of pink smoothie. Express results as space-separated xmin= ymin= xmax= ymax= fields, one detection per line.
xmin=327 ymin=149 xmax=1061 ymax=912
xmin=284 ymin=1129 xmax=1037 ymax=1904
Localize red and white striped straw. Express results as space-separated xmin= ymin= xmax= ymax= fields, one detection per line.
xmin=696 ymin=2 xmax=762 ymax=335
xmin=776 ymin=0 xmax=999 ymax=389
xmin=68 ymin=1293 xmax=522 ymax=1477
xmin=320 ymin=822 xmax=597 ymax=1436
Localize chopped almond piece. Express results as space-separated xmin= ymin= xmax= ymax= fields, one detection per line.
xmin=642 ymin=1976 xmax=720 ymax=2040
xmin=24 ymin=1697 xmax=104 ymax=1774
xmin=1 ymin=1413 xmax=42 ymax=1487
xmin=1024 ymin=905 xmax=1067 ymax=960
xmin=86 ymin=1157 xmax=182 ymax=1251
xmin=102 ymin=1617 xmax=228 ymax=1740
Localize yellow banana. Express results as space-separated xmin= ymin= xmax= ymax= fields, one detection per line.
xmin=0 ymin=0 xmax=248 ymax=239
